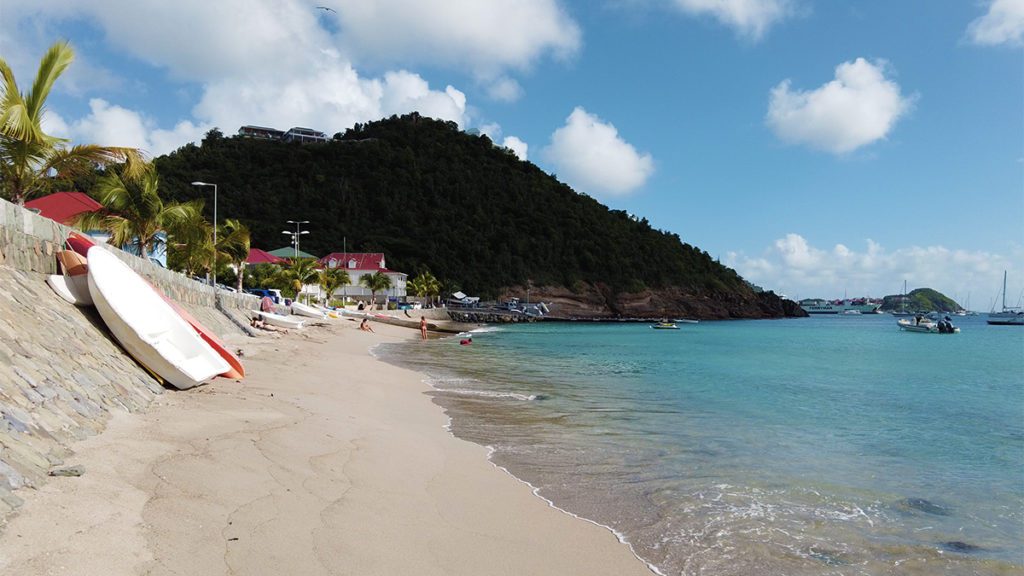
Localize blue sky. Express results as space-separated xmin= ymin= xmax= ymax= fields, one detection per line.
xmin=3 ymin=0 xmax=1022 ymax=307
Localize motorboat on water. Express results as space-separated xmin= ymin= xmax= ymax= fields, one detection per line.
xmin=897 ymin=317 xmax=959 ymax=334
xmin=652 ymin=322 xmax=679 ymax=330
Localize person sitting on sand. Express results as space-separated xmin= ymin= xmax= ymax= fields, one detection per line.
xmin=360 ymin=318 xmax=374 ymax=332
xmin=260 ymin=296 xmax=274 ymax=313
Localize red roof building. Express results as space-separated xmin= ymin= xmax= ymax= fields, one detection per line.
xmin=319 ymin=252 xmax=387 ymax=271
xmin=24 ymin=192 xmax=102 ymax=224
xmin=246 ymin=248 xmax=288 ymax=265
xmin=316 ymin=252 xmax=407 ymax=302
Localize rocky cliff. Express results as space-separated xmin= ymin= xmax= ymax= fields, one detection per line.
xmin=504 ymin=283 xmax=806 ymax=320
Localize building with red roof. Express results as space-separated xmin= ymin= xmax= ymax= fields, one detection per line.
xmin=24 ymin=192 xmax=102 ymax=224
xmin=317 ymin=252 xmax=407 ymax=303
xmin=26 ymin=191 xmax=168 ymax=268
xmin=245 ymin=248 xmax=288 ymax=265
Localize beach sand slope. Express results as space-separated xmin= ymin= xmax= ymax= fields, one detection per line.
xmin=0 ymin=322 xmax=651 ymax=575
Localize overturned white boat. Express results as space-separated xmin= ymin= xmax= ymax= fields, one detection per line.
xmin=252 ymin=310 xmax=305 ymax=329
xmin=290 ymin=301 xmax=327 ymax=319
xmin=87 ymin=246 xmax=229 ymax=389
xmin=46 ymin=274 xmax=92 ymax=306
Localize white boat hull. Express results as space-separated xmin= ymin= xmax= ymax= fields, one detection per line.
xmin=46 ymin=274 xmax=93 ymax=306
xmin=87 ymin=247 xmax=229 ymax=389
xmin=253 ymin=310 xmax=305 ymax=329
xmin=291 ymin=301 xmax=327 ymax=318
xmin=897 ymin=319 xmax=959 ymax=334
xmin=987 ymin=311 xmax=1024 ymax=325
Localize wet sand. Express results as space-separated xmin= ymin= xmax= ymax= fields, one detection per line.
xmin=0 ymin=319 xmax=651 ymax=575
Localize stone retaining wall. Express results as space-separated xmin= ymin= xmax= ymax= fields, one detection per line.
xmin=0 ymin=197 xmax=260 ymax=525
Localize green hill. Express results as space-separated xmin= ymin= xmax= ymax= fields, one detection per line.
xmin=880 ymin=288 xmax=961 ymax=313
xmin=154 ymin=114 xmax=802 ymax=319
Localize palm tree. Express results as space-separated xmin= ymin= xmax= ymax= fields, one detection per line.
xmin=408 ymin=269 xmax=441 ymax=305
xmin=282 ymin=258 xmax=320 ymax=303
xmin=0 ymin=40 xmax=143 ymax=205
xmin=75 ymin=160 xmax=197 ymax=261
xmin=360 ymin=270 xmax=392 ymax=309
xmin=318 ymin=268 xmax=351 ymax=305
xmin=166 ymin=199 xmax=213 ymax=276
xmin=217 ymin=219 xmax=251 ymax=292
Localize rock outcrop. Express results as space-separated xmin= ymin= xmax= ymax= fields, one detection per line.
xmin=503 ymin=283 xmax=807 ymax=320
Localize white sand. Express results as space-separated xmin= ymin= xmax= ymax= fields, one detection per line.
xmin=0 ymin=320 xmax=652 ymax=575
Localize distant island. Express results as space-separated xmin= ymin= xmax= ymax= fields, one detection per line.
xmin=879 ymin=288 xmax=962 ymax=313
xmin=153 ymin=114 xmax=804 ymax=320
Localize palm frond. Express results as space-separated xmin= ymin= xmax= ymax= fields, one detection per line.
xmin=27 ymin=41 xmax=74 ymax=123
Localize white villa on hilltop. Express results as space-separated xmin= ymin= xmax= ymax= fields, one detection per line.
xmin=316 ymin=252 xmax=407 ymax=303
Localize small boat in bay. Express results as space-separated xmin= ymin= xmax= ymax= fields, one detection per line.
xmin=652 ymin=322 xmax=679 ymax=330
xmin=897 ymin=317 xmax=959 ymax=334
xmin=87 ymin=246 xmax=230 ymax=389
xmin=987 ymin=271 xmax=1023 ymax=326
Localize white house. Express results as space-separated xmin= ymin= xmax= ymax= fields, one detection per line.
xmin=317 ymin=252 xmax=407 ymax=303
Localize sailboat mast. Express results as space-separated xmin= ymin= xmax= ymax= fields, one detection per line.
xmin=1003 ymin=270 xmax=1008 ymax=310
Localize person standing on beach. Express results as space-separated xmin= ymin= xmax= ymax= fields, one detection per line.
xmin=420 ymin=316 xmax=428 ymax=340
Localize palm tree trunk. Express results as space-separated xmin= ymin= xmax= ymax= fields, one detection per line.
xmin=237 ymin=262 xmax=245 ymax=292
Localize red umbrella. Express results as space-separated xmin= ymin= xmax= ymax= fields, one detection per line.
xmin=246 ymin=248 xmax=288 ymax=265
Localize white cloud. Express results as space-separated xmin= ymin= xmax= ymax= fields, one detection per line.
xmin=766 ymin=58 xmax=913 ymax=154
xmin=478 ymin=123 xmax=502 ymax=139
xmin=8 ymin=1 xmax=532 ymax=155
xmin=669 ymin=0 xmax=793 ymax=40
xmin=332 ymin=0 xmax=581 ymax=77
xmin=64 ymin=99 xmax=209 ymax=156
xmin=542 ymin=107 xmax=654 ymax=196
xmin=725 ymin=233 xmax=1024 ymax=307
xmin=502 ymin=136 xmax=529 ymax=160
xmin=487 ymin=76 xmax=524 ymax=102
xmin=967 ymin=0 xmax=1024 ymax=46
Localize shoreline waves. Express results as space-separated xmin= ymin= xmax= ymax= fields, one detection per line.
xmin=377 ymin=316 xmax=1024 ymax=576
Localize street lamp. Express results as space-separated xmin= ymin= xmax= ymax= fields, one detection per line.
xmin=282 ymin=220 xmax=310 ymax=259
xmin=191 ymin=181 xmax=217 ymax=289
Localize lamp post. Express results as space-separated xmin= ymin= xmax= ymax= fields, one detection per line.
xmin=191 ymin=181 xmax=217 ymax=289
xmin=282 ymin=221 xmax=310 ymax=303
xmin=282 ymin=220 xmax=310 ymax=259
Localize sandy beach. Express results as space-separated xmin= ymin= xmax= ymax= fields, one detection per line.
xmin=0 ymin=319 xmax=651 ymax=575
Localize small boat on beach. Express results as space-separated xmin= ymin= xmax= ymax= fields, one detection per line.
xmin=46 ymin=249 xmax=92 ymax=305
xmin=46 ymin=274 xmax=92 ymax=306
xmin=252 ymin=310 xmax=305 ymax=329
xmin=897 ymin=317 xmax=959 ymax=334
xmin=291 ymin=301 xmax=327 ymax=319
xmin=87 ymin=246 xmax=230 ymax=389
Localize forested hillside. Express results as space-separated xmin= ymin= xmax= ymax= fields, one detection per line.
xmin=155 ymin=114 xmax=801 ymax=318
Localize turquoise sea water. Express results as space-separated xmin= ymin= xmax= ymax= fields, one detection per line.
xmin=378 ymin=315 xmax=1024 ymax=575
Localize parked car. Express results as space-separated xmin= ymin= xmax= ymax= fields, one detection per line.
xmin=245 ymin=288 xmax=282 ymax=303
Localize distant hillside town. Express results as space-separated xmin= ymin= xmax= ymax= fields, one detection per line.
xmin=238 ymin=125 xmax=328 ymax=143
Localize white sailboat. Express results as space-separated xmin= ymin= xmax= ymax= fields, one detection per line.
xmin=987 ymin=271 xmax=1024 ymax=326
